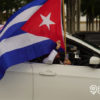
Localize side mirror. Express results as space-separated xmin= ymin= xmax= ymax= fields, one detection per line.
xmin=89 ymin=56 xmax=100 ymax=65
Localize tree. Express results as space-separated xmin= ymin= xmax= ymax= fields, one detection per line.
xmin=66 ymin=0 xmax=76 ymax=34
xmin=81 ymin=0 xmax=100 ymax=31
xmin=0 ymin=0 xmax=33 ymax=24
xmin=76 ymin=0 xmax=81 ymax=32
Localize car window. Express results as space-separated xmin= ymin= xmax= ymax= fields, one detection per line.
xmin=67 ymin=39 xmax=100 ymax=66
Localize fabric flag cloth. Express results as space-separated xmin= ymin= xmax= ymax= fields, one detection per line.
xmin=0 ymin=0 xmax=64 ymax=79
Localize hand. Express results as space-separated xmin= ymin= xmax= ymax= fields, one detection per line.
xmin=63 ymin=59 xmax=71 ymax=65
xmin=56 ymin=40 xmax=61 ymax=50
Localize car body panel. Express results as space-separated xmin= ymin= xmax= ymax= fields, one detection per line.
xmin=0 ymin=63 xmax=100 ymax=100
xmin=33 ymin=63 xmax=100 ymax=100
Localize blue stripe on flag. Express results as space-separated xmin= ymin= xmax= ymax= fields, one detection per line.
xmin=0 ymin=22 xmax=26 ymax=41
xmin=0 ymin=39 xmax=56 ymax=79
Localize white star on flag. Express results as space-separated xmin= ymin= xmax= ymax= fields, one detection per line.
xmin=39 ymin=13 xmax=55 ymax=30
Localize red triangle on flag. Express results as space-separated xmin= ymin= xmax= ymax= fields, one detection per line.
xmin=21 ymin=0 xmax=64 ymax=49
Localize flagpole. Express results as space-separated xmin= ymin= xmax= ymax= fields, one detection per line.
xmin=62 ymin=0 xmax=67 ymax=56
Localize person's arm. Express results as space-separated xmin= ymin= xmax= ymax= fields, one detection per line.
xmin=43 ymin=49 xmax=58 ymax=64
xmin=43 ymin=40 xmax=61 ymax=64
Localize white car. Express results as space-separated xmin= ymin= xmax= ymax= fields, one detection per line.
xmin=0 ymin=34 xmax=100 ymax=100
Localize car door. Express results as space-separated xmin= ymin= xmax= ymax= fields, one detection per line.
xmin=32 ymin=63 xmax=100 ymax=100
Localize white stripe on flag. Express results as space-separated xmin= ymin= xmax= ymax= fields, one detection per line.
xmin=0 ymin=5 xmax=41 ymax=38
xmin=0 ymin=33 xmax=49 ymax=56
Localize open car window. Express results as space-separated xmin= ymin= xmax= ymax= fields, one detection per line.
xmin=67 ymin=38 xmax=100 ymax=66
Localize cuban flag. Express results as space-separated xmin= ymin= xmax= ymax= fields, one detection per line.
xmin=0 ymin=0 xmax=64 ymax=79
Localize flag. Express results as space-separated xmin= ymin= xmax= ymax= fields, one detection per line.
xmin=0 ymin=0 xmax=64 ymax=79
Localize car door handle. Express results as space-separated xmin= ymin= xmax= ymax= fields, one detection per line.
xmin=39 ymin=70 xmax=56 ymax=76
